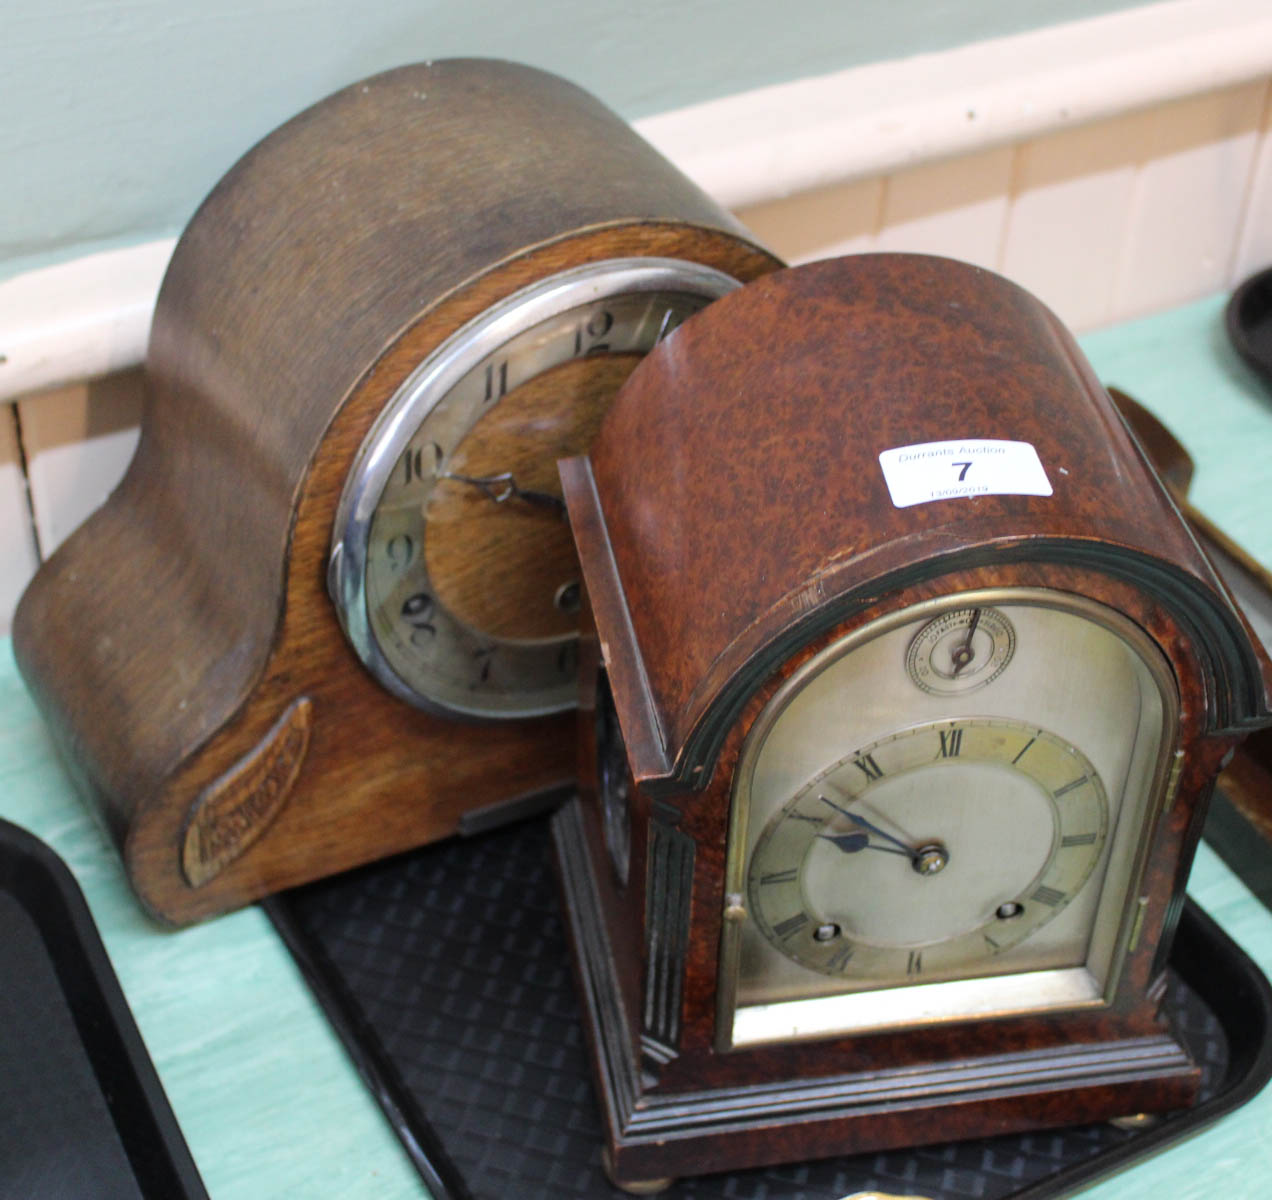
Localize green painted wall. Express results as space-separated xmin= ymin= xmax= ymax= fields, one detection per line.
xmin=3 ymin=0 xmax=1157 ymax=280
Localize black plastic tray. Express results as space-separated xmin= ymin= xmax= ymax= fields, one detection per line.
xmin=267 ymin=808 xmax=1272 ymax=1200
xmin=0 ymin=818 xmax=208 ymax=1200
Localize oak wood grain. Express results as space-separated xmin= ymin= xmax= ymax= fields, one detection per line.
xmin=425 ymin=353 xmax=639 ymax=640
xmin=12 ymin=59 xmax=781 ymax=924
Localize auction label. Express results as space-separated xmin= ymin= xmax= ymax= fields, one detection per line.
xmin=878 ymin=439 xmax=1052 ymax=509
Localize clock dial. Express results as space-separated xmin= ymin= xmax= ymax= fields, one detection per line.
xmin=330 ymin=258 xmax=739 ymax=719
xmin=722 ymin=589 xmax=1174 ymax=1047
xmin=906 ymin=606 xmax=1016 ymax=694
xmin=746 ymin=718 xmax=1109 ymax=984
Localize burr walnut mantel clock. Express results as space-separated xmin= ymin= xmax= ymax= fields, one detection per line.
xmin=11 ymin=59 xmax=780 ymax=924
xmin=556 ymin=254 xmax=1272 ymax=1190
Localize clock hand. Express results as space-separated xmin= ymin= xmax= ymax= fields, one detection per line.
xmin=441 ymin=470 xmax=567 ymax=518
xmin=949 ymin=607 xmax=981 ymax=675
xmin=818 ymin=795 xmax=919 ymax=862
xmin=818 ymin=831 xmax=913 ymax=857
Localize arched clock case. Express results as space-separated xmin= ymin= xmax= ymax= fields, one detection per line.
xmin=556 ymin=254 xmax=1272 ymax=1190
xmin=11 ymin=59 xmax=780 ymax=924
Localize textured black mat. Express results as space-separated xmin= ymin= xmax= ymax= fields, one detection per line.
xmin=268 ymin=813 xmax=1272 ymax=1200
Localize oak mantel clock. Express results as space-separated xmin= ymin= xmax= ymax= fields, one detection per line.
xmin=11 ymin=59 xmax=780 ymax=924
xmin=556 ymin=254 xmax=1272 ymax=1190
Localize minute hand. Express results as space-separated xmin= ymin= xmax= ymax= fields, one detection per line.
xmin=819 ymin=794 xmax=918 ymax=862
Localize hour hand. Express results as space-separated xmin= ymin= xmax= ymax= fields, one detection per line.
xmin=441 ymin=470 xmax=567 ymax=517
xmin=819 ymin=795 xmax=918 ymax=861
xmin=818 ymin=831 xmax=870 ymax=854
xmin=818 ymin=830 xmax=913 ymax=858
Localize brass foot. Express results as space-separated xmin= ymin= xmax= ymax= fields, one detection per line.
xmin=1109 ymin=1112 xmax=1163 ymax=1131
xmin=601 ymin=1146 xmax=675 ymax=1195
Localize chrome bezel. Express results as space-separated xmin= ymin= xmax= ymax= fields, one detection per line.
xmin=328 ymin=257 xmax=740 ymax=719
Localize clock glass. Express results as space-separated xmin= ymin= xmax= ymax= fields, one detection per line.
xmin=329 ymin=258 xmax=739 ymax=719
xmin=596 ymin=671 xmax=633 ymax=888
xmin=720 ymin=589 xmax=1177 ymax=1049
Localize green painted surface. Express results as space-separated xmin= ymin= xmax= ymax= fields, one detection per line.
xmin=0 ymin=642 xmax=424 ymax=1199
xmin=1072 ymin=293 xmax=1272 ymax=1198
xmin=1077 ymin=843 xmax=1272 ymax=1200
xmin=1080 ymin=293 xmax=1272 ymax=570
xmin=1 ymin=0 xmax=1158 ymax=280
xmin=2 ymin=291 xmax=1271 ymax=1195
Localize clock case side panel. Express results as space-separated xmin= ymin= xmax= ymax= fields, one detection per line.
xmin=550 ymin=577 xmax=653 ymax=1145
xmin=580 ymin=254 xmax=1272 ymax=791
xmin=11 ymin=58 xmax=780 ymax=924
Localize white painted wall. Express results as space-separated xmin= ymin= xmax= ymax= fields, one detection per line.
xmin=0 ymin=0 xmax=1162 ymax=283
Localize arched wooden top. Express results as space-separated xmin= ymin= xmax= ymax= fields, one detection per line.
xmin=12 ymin=58 xmax=780 ymax=919
xmin=563 ymin=254 xmax=1272 ymax=787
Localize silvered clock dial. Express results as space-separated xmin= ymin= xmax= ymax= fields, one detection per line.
xmin=723 ymin=592 xmax=1173 ymax=1048
xmin=746 ymin=718 xmax=1109 ymax=978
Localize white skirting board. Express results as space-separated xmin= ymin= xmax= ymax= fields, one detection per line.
xmin=0 ymin=406 xmax=39 ymax=630
xmin=737 ymin=79 xmax=1272 ymax=331
xmin=2 ymin=0 xmax=1272 ymax=633
xmin=642 ymin=0 xmax=1272 ymax=209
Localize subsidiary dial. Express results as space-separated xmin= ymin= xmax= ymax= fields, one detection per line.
xmin=906 ymin=606 xmax=1015 ymax=695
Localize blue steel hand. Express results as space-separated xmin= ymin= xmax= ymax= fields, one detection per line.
xmin=818 ymin=794 xmax=918 ymax=861
xmin=818 ymin=831 xmax=913 ymax=858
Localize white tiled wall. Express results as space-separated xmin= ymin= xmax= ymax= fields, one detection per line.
xmin=1230 ymin=83 xmax=1272 ymax=282
xmin=15 ymin=370 xmax=144 ymax=559
xmin=3 ymin=76 xmax=1272 ymax=635
xmin=998 ymin=116 xmax=1143 ymax=331
xmin=873 ymin=147 xmax=1016 ymax=274
xmin=1113 ymin=82 xmax=1267 ymax=320
xmin=739 ymin=77 xmax=1272 ymax=332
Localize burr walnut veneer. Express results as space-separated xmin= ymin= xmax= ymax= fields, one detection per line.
xmin=556 ymin=255 xmax=1272 ymax=1190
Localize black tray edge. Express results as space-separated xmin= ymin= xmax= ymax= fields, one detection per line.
xmin=0 ymin=817 xmax=209 ymax=1200
xmin=1225 ymin=265 xmax=1272 ymax=393
xmin=265 ymin=890 xmax=473 ymax=1200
